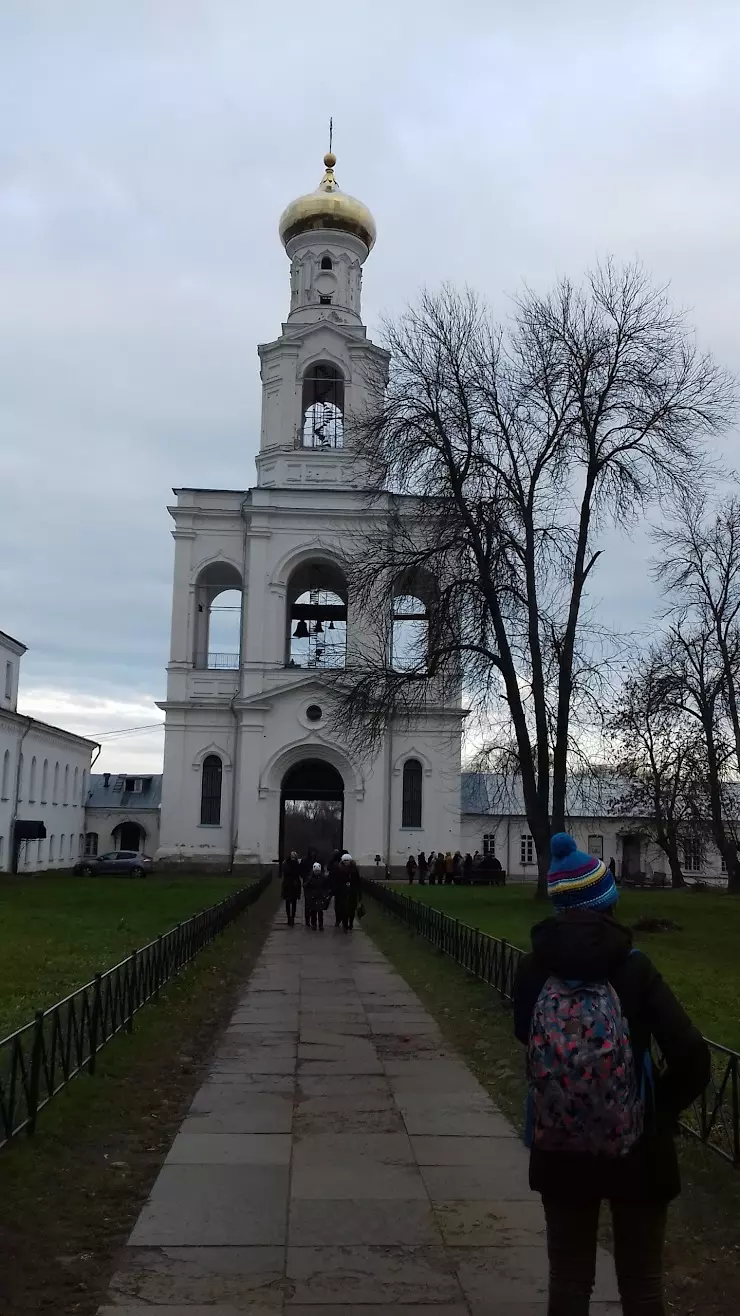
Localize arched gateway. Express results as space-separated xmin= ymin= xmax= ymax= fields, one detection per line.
xmin=280 ymin=760 xmax=343 ymax=865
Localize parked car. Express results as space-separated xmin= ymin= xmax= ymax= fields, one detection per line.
xmin=74 ymin=850 xmax=153 ymax=878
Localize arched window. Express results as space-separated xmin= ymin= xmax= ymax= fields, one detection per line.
xmin=64 ymin=764 xmax=69 ymax=804
xmin=29 ymin=756 xmax=37 ymax=801
xmin=200 ymin=755 xmax=223 ymax=825
xmin=78 ymin=833 xmax=84 ymax=856
xmin=287 ymin=561 xmax=347 ymax=669
xmin=85 ymin=832 xmax=99 ymax=856
xmin=80 ymin=770 xmax=87 ymax=804
xmin=38 ymin=838 xmax=44 ymax=866
xmin=320 ymin=255 xmax=333 ymax=270
xmin=69 ymin=835 xmax=74 ymax=859
xmin=402 ymin=759 xmax=423 ymax=829
xmin=73 ymin=766 xmax=79 ymax=804
xmin=193 ymin=561 xmax=243 ymax=670
xmin=391 ymin=594 xmax=429 ymax=672
xmin=301 ymin=363 xmax=344 ymax=449
xmin=60 ymin=834 xmax=65 ymax=861
xmin=1 ymin=748 xmax=10 ymax=799
xmin=41 ymin=759 xmax=48 ymax=802
xmin=53 ymin=761 xmax=59 ymax=803
xmin=49 ymin=835 xmax=55 ymax=861
xmin=17 ymin=753 xmax=23 ymax=800
xmin=0 ymin=836 xmax=4 ymax=866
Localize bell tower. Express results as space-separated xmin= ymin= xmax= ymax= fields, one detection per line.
xmin=254 ymin=151 xmax=389 ymax=490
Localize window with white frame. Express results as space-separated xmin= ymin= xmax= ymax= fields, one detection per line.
xmin=520 ymin=833 xmax=535 ymax=865
xmin=683 ymin=836 xmax=703 ymax=874
xmin=85 ymin=832 xmax=99 ymax=856
xmin=4 ymin=661 xmax=11 ymax=700
xmin=587 ymin=834 xmax=604 ymax=860
xmin=483 ymin=833 xmax=496 ymax=857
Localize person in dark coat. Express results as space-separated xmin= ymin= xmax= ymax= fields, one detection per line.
xmin=513 ymin=832 xmax=710 ymax=1316
xmin=433 ymin=852 xmax=446 ymax=884
xmin=417 ymin=851 xmax=428 ymax=884
xmin=463 ymin=852 xmax=473 ymax=883
xmin=281 ymin=850 xmax=301 ymax=926
xmin=329 ymin=850 xmax=343 ymax=926
xmin=303 ymin=861 xmax=327 ymax=930
xmin=406 ymin=854 xmax=417 ymax=884
xmin=334 ymin=852 xmax=361 ymax=931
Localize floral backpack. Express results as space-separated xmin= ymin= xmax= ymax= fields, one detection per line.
xmin=526 ymin=974 xmax=644 ymax=1158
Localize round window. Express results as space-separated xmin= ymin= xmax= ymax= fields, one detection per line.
xmin=306 ymin=704 xmax=323 ymax=723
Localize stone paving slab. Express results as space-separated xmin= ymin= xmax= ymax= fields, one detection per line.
xmin=98 ymin=907 xmax=620 ymax=1314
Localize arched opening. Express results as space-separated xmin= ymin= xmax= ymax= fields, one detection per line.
xmin=320 ymin=255 xmax=333 ymax=271
xmin=1 ymin=748 xmax=10 ymax=799
xmin=41 ymin=759 xmax=48 ymax=802
xmin=390 ymin=572 xmax=434 ymax=672
xmin=286 ymin=560 xmax=347 ymax=669
xmin=114 ymin=821 xmax=145 ymax=852
xmin=200 ymin=754 xmax=223 ymax=825
xmin=193 ymin=562 xmax=243 ymax=670
xmin=301 ymin=362 xmax=345 ymax=449
xmin=85 ymin=832 xmax=99 ymax=856
xmin=280 ymin=760 xmax=344 ymax=865
xmin=29 ymin=756 xmax=37 ymax=802
xmin=402 ymin=758 xmax=423 ymax=828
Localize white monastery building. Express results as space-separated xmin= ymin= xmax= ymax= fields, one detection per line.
xmin=0 ymin=630 xmax=98 ymax=872
xmin=157 ymin=151 xmax=465 ymax=874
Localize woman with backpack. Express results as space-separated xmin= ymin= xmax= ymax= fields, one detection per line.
xmin=514 ymin=832 xmax=710 ymax=1316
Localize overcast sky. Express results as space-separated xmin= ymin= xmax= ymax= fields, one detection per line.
xmin=1 ymin=0 xmax=739 ymax=771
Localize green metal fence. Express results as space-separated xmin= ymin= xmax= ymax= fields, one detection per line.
xmin=0 ymin=874 xmax=271 ymax=1148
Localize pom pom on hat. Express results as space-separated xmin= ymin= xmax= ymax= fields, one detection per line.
xmin=550 ymin=832 xmax=577 ymax=860
xmin=547 ymin=831 xmax=618 ymax=912
xmin=312 ymin=862 xmax=322 ymax=873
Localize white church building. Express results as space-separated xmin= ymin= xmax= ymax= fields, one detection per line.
xmin=157 ymin=151 xmax=464 ymax=874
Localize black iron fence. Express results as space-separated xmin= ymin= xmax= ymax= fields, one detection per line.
xmin=0 ymin=875 xmax=270 ymax=1149
xmin=362 ymin=877 xmax=740 ymax=1169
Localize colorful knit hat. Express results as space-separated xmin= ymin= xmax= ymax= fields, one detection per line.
xmin=547 ymin=833 xmax=618 ymax=912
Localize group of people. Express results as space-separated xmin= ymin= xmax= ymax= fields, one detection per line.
xmin=280 ymin=848 xmax=361 ymax=932
xmin=405 ymin=849 xmax=505 ymax=884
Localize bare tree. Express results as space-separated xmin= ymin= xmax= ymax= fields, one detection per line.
xmin=334 ymin=265 xmax=735 ymax=894
xmin=610 ymin=649 xmax=702 ymax=888
xmin=661 ymin=619 xmax=740 ymax=891
xmin=657 ymin=496 xmax=740 ymax=779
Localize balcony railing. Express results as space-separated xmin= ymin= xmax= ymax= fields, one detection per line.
xmin=203 ymin=653 xmax=239 ymax=670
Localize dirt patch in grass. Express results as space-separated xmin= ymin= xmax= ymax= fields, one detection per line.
xmin=364 ymin=901 xmax=740 ymax=1316
xmin=0 ymin=880 xmax=278 ymax=1316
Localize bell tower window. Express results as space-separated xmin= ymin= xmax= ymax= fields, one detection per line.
xmin=320 ymin=256 xmax=333 ymax=270
xmin=301 ymin=363 xmax=345 ymax=449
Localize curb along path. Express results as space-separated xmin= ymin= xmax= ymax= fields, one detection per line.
xmin=97 ymin=909 xmax=620 ymax=1313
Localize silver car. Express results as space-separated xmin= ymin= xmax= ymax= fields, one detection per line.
xmin=74 ymin=850 xmax=153 ymax=878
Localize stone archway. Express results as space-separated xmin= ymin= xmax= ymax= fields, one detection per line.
xmin=280 ymin=760 xmax=344 ymax=866
xmin=115 ymin=820 xmax=146 ymax=852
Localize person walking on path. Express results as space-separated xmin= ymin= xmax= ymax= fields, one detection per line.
xmin=513 ymin=832 xmax=710 ymax=1316
xmin=329 ymin=849 xmax=343 ymax=926
xmin=406 ymin=854 xmax=418 ymax=884
xmin=334 ymin=852 xmax=361 ymax=931
xmin=281 ymin=850 xmax=302 ymax=926
xmin=303 ymin=861 xmax=327 ymax=931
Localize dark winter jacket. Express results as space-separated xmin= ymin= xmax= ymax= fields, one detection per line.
xmin=281 ymin=857 xmax=302 ymax=900
xmin=334 ymin=862 xmax=361 ymax=915
xmin=513 ymin=909 xmax=710 ymax=1203
xmin=303 ymin=868 xmax=328 ymax=914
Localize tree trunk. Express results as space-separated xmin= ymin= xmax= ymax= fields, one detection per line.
xmin=667 ymin=850 xmax=687 ymax=889
xmin=534 ymin=828 xmax=550 ymax=901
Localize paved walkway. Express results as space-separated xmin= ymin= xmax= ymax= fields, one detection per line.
xmin=98 ymin=908 xmax=620 ymax=1314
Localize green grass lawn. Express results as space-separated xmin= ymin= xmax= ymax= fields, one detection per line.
xmin=384 ymin=882 xmax=740 ymax=1050
xmin=0 ymin=875 xmax=246 ymax=1038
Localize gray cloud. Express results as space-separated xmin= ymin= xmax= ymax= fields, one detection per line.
xmin=1 ymin=0 xmax=739 ymax=769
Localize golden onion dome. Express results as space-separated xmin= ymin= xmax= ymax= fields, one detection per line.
xmin=279 ymin=152 xmax=376 ymax=252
